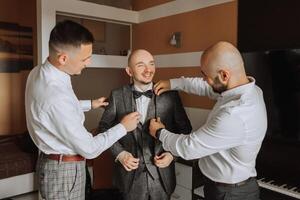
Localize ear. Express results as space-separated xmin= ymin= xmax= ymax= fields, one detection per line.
xmin=217 ymin=69 xmax=230 ymax=84
xmin=125 ymin=66 xmax=133 ymax=77
xmin=57 ymin=53 xmax=68 ymax=66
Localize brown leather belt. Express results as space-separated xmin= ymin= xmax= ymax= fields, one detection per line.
xmin=45 ymin=154 xmax=85 ymax=162
xmin=205 ymin=176 xmax=255 ymax=187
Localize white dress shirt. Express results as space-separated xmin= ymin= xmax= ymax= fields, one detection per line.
xmin=159 ymin=77 xmax=267 ymax=184
xmin=25 ymin=60 xmax=126 ymax=159
xmin=134 ymin=83 xmax=153 ymax=124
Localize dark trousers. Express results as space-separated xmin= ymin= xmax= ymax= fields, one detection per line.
xmin=204 ymin=177 xmax=261 ymax=200
xmin=122 ymin=172 xmax=169 ymax=200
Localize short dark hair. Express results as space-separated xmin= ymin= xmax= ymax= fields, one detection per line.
xmin=49 ymin=20 xmax=94 ymax=52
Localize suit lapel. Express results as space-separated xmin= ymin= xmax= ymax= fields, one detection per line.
xmin=144 ymin=96 xmax=155 ymax=123
xmin=122 ymin=85 xmax=134 ymax=113
xmin=122 ymin=85 xmax=140 ymax=143
xmin=144 ymin=95 xmax=163 ymax=154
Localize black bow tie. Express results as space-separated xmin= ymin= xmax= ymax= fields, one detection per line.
xmin=133 ymin=90 xmax=153 ymax=99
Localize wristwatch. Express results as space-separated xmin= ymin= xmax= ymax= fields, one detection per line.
xmin=155 ymin=128 xmax=164 ymax=139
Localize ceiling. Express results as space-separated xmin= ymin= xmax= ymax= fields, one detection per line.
xmin=80 ymin=0 xmax=132 ymax=10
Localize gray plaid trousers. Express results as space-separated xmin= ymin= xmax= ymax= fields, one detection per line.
xmin=37 ymin=155 xmax=86 ymax=200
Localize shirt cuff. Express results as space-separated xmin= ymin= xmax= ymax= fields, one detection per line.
xmin=80 ymin=100 xmax=91 ymax=112
xmin=158 ymin=128 xmax=169 ymax=141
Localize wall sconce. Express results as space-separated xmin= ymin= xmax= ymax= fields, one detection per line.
xmin=170 ymin=32 xmax=181 ymax=48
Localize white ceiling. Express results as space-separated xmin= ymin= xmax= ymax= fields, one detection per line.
xmin=80 ymin=0 xmax=132 ymax=10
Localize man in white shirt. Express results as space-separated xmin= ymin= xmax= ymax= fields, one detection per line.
xmin=149 ymin=41 xmax=267 ymax=200
xmin=98 ymin=49 xmax=192 ymax=200
xmin=25 ymin=20 xmax=140 ymax=200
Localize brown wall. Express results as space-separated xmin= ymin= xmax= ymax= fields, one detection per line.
xmin=72 ymin=68 xmax=129 ymax=100
xmin=0 ymin=0 xmax=36 ymax=135
xmin=133 ymin=1 xmax=237 ymax=109
xmin=132 ymin=0 xmax=174 ymax=11
xmin=0 ymin=0 xmax=37 ymax=66
xmin=0 ymin=71 xmax=30 ymax=134
xmin=133 ymin=2 xmax=237 ymax=54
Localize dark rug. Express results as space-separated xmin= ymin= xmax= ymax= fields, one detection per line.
xmin=91 ymin=189 xmax=122 ymax=200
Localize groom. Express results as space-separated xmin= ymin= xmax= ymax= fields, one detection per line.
xmin=97 ymin=49 xmax=192 ymax=200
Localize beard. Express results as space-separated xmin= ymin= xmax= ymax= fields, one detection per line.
xmin=212 ymin=77 xmax=228 ymax=93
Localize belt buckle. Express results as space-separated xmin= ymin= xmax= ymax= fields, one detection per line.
xmin=234 ymin=177 xmax=251 ymax=187
xmin=235 ymin=181 xmax=245 ymax=187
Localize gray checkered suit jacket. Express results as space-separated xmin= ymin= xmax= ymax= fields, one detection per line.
xmin=98 ymin=84 xmax=192 ymax=195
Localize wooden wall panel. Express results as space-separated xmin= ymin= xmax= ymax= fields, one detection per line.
xmin=133 ymin=1 xmax=237 ymax=54
xmin=72 ymin=68 xmax=129 ymax=99
xmin=91 ymin=150 xmax=115 ymax=189
xmin=0 ymin=71 xmax=30 ymax=135
xmin=0 ymin=0 xmax=36 ymax=135
xmin=0 ymin=73 xmax=12 ymax=134
xmin=132 ymin=0 xmax=174 ymax=11
xmin=0 ymin=0 xmax=37 ymax=66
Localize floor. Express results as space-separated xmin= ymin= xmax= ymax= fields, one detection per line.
xmin=5 ymin=189 xmax=295 ymax=200
xmin=3 ymin=192 xmax=38 ymax=200
xmin=4 ymin=189 xmax=121 ymax=200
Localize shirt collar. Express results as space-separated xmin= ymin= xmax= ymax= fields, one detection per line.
xmin=220 ymin=77 xmax=256 ymax=98
xmin=43 ymin=59 xmax=71 ymax=86
xmin=134 ymin=82 xmax=153 ymax=92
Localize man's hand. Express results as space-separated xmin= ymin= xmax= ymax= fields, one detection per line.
xmin=154 ymin=152 xmax=174 ymax=168
xmin=92 ymin=97 xmax=109 ymax=109
xmin=117 ymin=151 xmax=139 ymax=171
xmin=154 ymin=80 xmax=171 ymax=96
xmin=149 ymin=117 xmax=165 ymax=138
xmin=121 ymin=112 xmax=141 ymax=132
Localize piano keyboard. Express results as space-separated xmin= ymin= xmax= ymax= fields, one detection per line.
xmin=258 ymin=178 xmax=300 ymax=199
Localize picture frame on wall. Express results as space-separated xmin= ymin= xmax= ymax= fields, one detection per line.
xmin=0 ymin=21 xmax=33 ymax=72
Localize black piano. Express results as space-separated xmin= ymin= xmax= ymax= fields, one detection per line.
xmin=256 ymin=138 xmax=300 ymax=200
xmin=244 ymin=49 xmax=300 ymax=200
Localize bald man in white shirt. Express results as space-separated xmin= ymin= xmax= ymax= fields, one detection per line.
xmin=25 ymin=20 xmax=140 ymax=200
xmin=149 ymin=41 xmax=267 ymax=200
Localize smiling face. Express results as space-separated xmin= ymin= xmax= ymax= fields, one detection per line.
xmin=126 ymin=50 xmax=155 ymax=86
